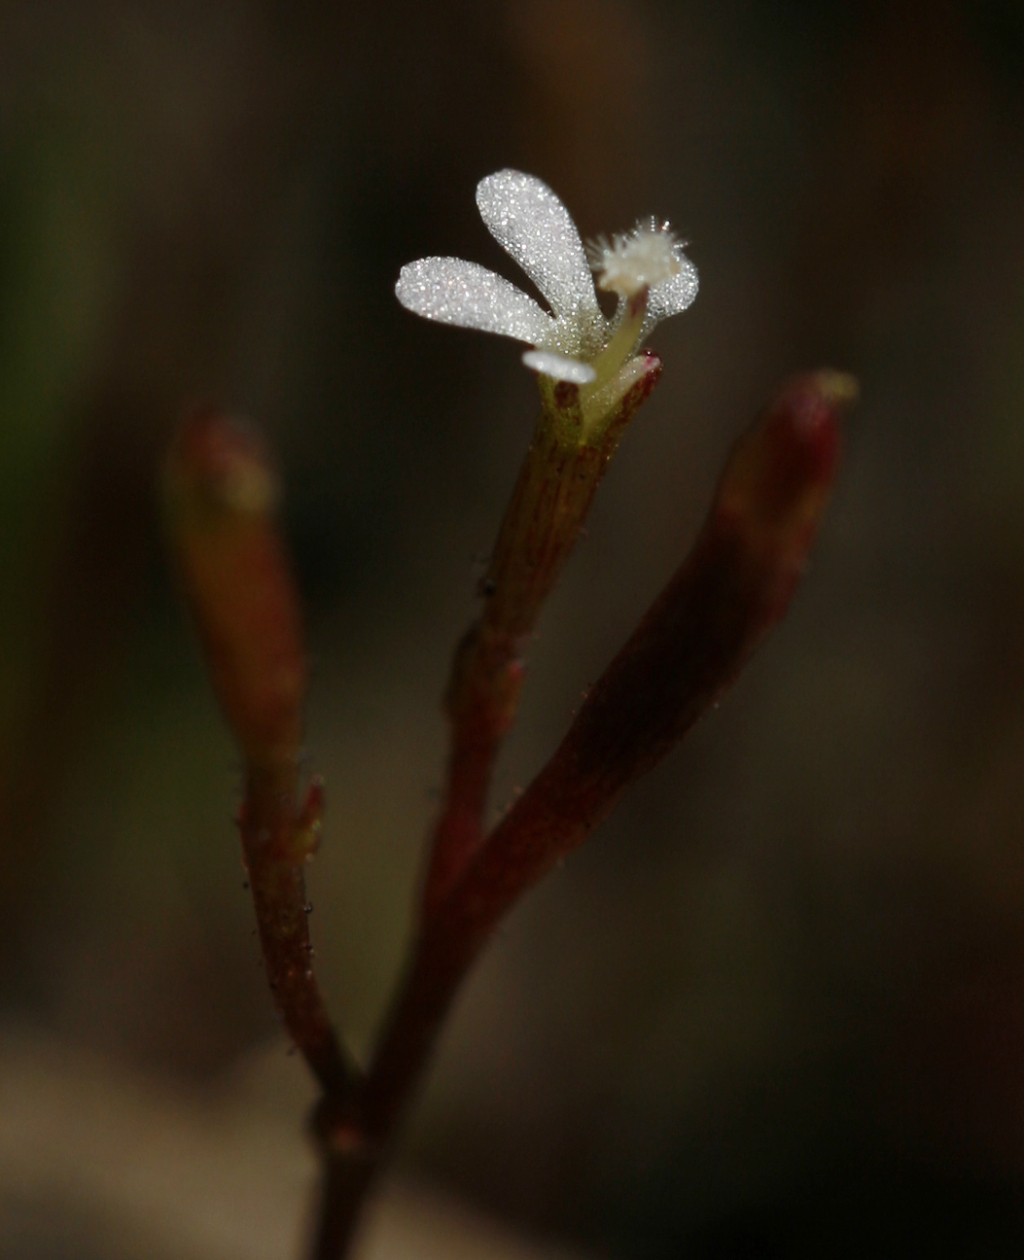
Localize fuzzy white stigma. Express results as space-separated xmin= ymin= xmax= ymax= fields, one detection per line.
xmin=589 ymin=221 xmax=683 ymax=299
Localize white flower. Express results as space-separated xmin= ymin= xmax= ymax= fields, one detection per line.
xmin=395 ymin=170 xmax=698 ymax=434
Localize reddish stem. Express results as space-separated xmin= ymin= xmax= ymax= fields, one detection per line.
xmin=165 ymin=411 xmax=355 ymax=1097
xmin=241 ymin=765 xmax=351 ymax=1097
xmin=169 ymin=376 xmax=853 ymax=1260
xmin=312 ymin=372 xmax=853 ymax=1258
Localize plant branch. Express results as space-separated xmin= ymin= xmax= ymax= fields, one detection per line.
xmin=311 ymin=370 xmax=853 ymax=1257
xmin=168 ymin=372 xmax=853 ymax=1260
xmin=165 ymin=410 xmax=355 ymax=1097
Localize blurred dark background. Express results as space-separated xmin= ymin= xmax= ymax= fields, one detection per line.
xmin=2 ymin=0 xmax=1024 ymax=1256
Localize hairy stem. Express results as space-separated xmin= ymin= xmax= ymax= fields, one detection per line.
xmin=241 ymin=763 xmax=352 ymax=1096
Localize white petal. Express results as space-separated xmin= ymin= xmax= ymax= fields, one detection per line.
xmin=522 ymin=349 xmax=596 ymax=384
xmin=476 ymin=170 xmax=600 ymax=326
xmin=396 ymin=257 xmax=556 ymax=344
xmin=642 ymin=254 xmax=699 ymax=338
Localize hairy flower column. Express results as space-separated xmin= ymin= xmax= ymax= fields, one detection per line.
xmin=396 ymin=171 xmax=699 ymax=911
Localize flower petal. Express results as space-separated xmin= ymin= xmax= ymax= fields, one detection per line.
xmin=642 ymin=254 xmax=699 ymax=339
xmin=396 ymin=257 xmax=556 ymax=344
xmin=476 ymin=170 xmax=601 ymax=327
xmin=522 ymin=349 xmax=596 ymax=384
